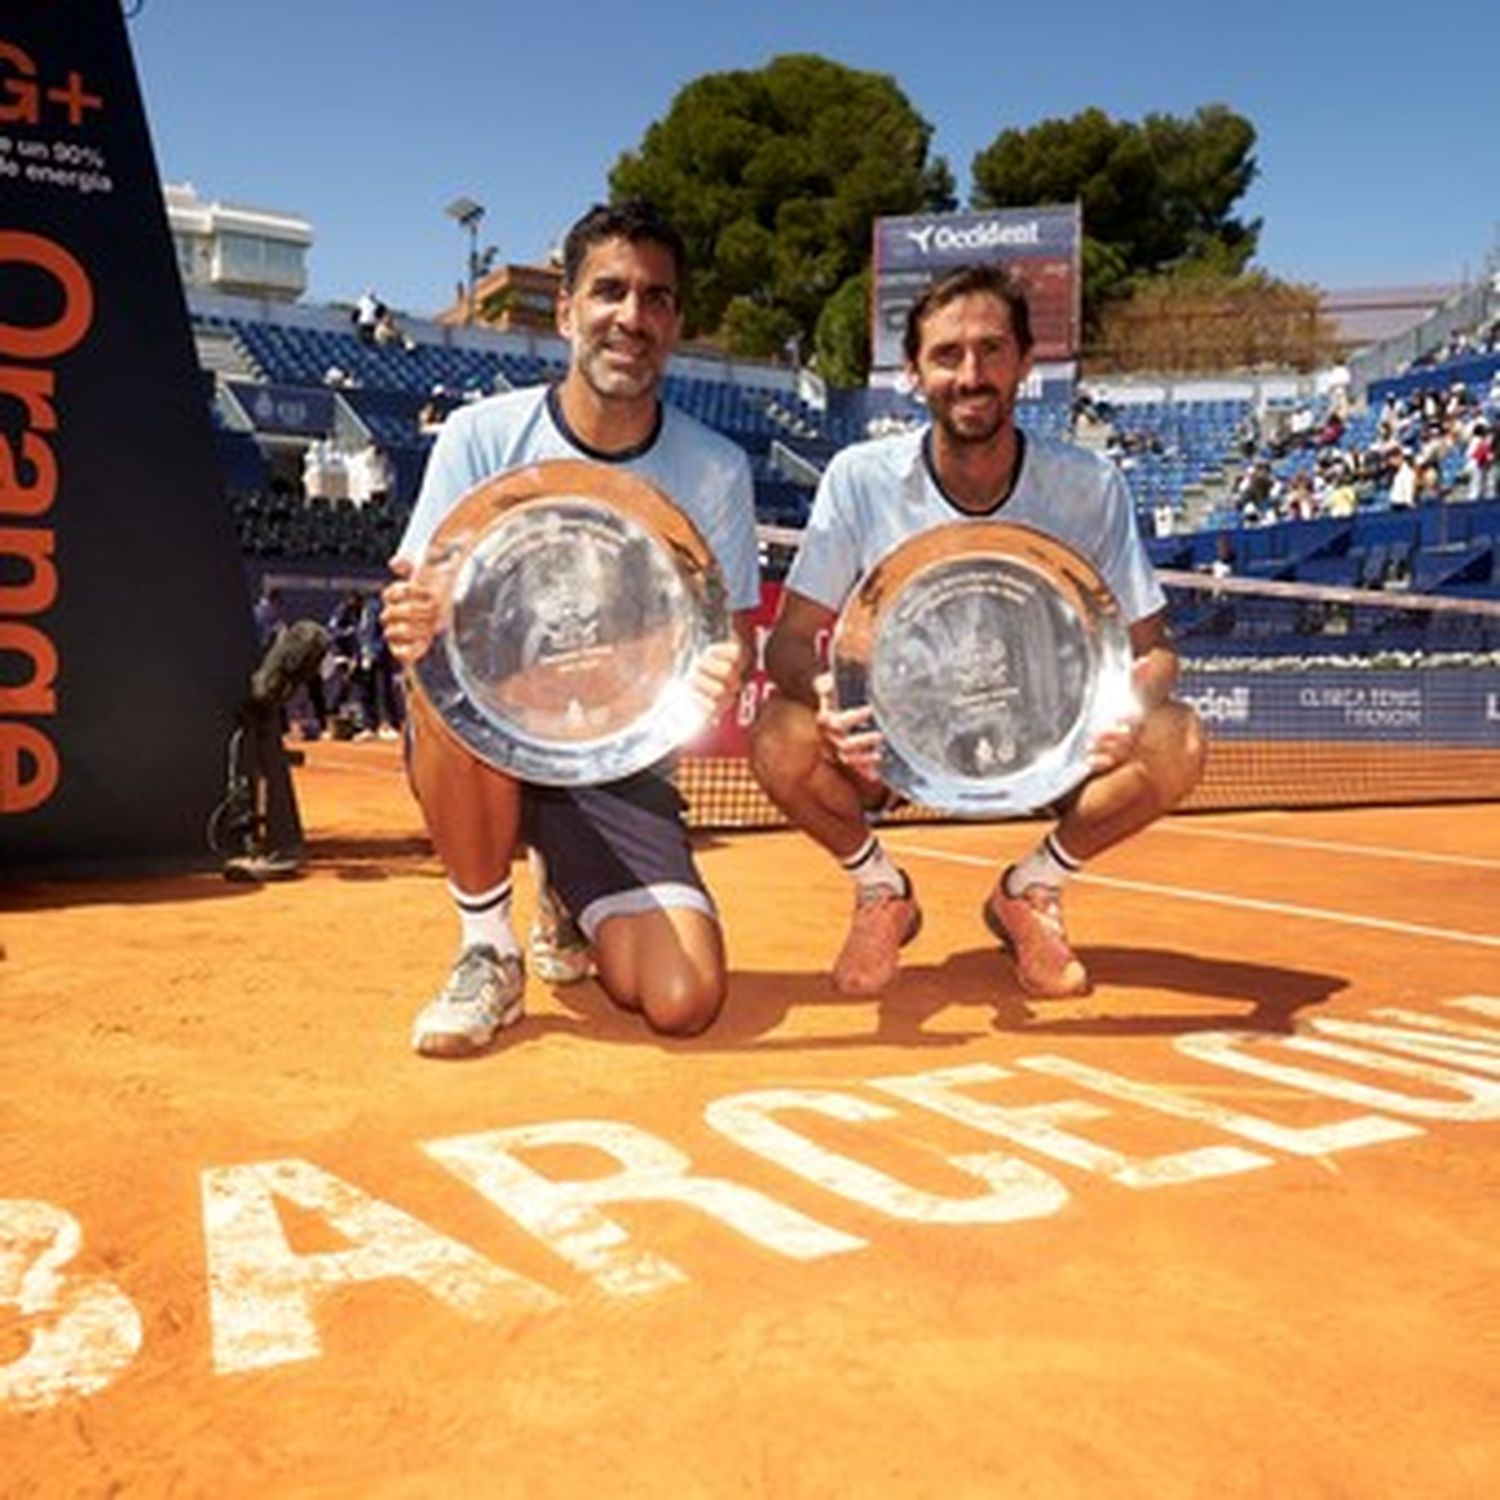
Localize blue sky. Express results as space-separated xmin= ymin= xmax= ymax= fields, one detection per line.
xmin=128 ymin=0 xmax=1499 ymax=318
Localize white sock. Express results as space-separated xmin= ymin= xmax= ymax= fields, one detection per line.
xmin=448 ymin=876 xmax=521 ymax=958
xmin=842 ymin=836 xmax=906 ymax=898
xmin=1005 ymin=832 xmax=1083 ymax=896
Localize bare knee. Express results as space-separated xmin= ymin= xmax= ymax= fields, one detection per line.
xmin=749 ymin=696 xmax=820 ymax=801
xmin=599 ymin=965 xmax=723 ymax=1036
xmin=1145 ymin=701 xmax=1208 ymax=808
xmin=594 ymin=912 xmax=727 ymax=1037
xmin=638 ymin=973 xmax=725 ymax=1037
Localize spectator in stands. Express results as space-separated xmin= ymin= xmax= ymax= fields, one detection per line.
xmin=1463 ymin=419 xmax=1493 ymax=500
xmin=749 ymin=264 xmax=1204 ymax=1002
xmin=373 ymin=306 xmax=402 ymax=348
xmin=1388 ymin=449 xmax=1418 ymax=509
xmin=1314 ymin=409 xmax=1345 ymax=449
xmin=1282 ymin=470 xmax=1316 ymax=521
xmin=418 ymin=395 xmax=446 ymax=435
xmin=353 ymin=289 xmax=385 ymax=346
xmin=381 ymin=199 xmax=759 ymax=1058
xmin=347 ymin=443 xmax=393 ymax=507
xmin=1232 ymin=458 xmax=1275 ymax=522
xmin=1287 ymin=403 xmax=1316 ymax=449
xmin=1323 ymin=463 xmax=1360 ymax=519
xmin=1416 ymin=459 xmax=1444 ymax=504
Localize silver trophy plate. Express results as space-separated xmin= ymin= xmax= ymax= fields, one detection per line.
xmin=411 ymin=459 xmax=729 ymax=785
xmin=832 ymin=521 xmax=1135 ymax=816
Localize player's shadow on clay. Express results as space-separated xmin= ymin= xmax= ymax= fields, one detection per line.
xmin=517 ymin=941 xmax=1342 ymax=1052
xmin=938 ymin=941 xmax=1347 ymax=1036
xmin=520 ymin=965 xmax=991 ymax=1052
xmin=504 ymin=942 xmax=1350 ymax=1062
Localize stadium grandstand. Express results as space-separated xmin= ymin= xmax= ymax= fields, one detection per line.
xmin=189 ymin=261 xmax=1500 ymax=599
xmin=179 ymin=184 xmax=1500 ymax=814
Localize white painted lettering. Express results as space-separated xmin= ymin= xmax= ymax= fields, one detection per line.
xmin=0 ymin=1199 xmax=142 ymax=1411
xmin=1019 ymin=1054 xmax=1419 ymax=1156
xmin=425 ymin=1120 xmax=863 ymax=1298
xmin=1450 ymin=996 xmax=1500 ymax=1019
xmin=201 ymin=1159 xmax=557 ymax=1375
xmin=1175 ymin=1032 xmax=1500 ymax=1121
xmin=705 ymin=1087 xmax=1069 ymax=1223
xmin=1312 ymin=1013 xmax=1500 ymax=1078
xmin=871 ymin=1064 xmax=1268 ymax=1188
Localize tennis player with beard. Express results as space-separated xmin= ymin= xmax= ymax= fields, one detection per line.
xmin=383 ymin=201 xmax=760 ymax=1057
xmin=751 ymin=264 xmax=1204 ymax=1001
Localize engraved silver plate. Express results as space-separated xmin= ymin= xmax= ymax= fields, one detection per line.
xmin=832 ymin=521 xmax=1136 ymax=816
xmin=411 ymin=459 xmax=729 ymax=785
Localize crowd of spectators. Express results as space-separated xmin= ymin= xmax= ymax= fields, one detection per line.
xmin=1223 ymin=375 xmax=1496 ymax=527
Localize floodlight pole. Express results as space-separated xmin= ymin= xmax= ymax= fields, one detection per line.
xmin=445 ymin=197 xmax=486 ymax=326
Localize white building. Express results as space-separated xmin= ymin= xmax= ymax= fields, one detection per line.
xmin=164 ymin=182 xmax=312 ymax=302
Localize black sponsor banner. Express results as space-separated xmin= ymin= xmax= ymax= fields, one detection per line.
xmin=1 ymin=1 xmax=264 ymax=875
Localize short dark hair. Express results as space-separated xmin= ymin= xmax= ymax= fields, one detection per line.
xmin=903 ymin=263 xmax=1034 ymax=365
xmin=561 ymin=199 xmax=687 ymax=297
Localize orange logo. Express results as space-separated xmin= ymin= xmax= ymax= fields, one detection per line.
xmin=1 ymin=231 xmax=93 ymax=815
xmin=0 ymin=40 xmax=103 ymax=128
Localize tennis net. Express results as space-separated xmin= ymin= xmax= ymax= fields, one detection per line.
xmin=676 ymin=529 xmax=1500 ymax=827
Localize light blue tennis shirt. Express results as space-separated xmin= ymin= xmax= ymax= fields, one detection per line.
xmin=787 ymin=427 xmax=1165 ymax=625
xmin=395 ymin=385 xmax=761 ymax=613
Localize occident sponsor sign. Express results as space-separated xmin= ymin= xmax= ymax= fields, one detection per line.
xmin=0 ymin=1 xmax=262 ymax=876
xmin=871 ymin=205 xmax=1082 ymax=371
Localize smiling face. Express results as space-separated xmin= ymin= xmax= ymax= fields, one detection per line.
xmin=908 ymin=290 xmax=1033 ymax=450
xmin=556 ymin=235 xmax=682 ymax=405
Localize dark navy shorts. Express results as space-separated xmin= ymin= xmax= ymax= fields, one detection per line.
xmin=403 ymin=726 xmax=714 ymax=938
xmin=522 ymin=766 xmax=715 ymax=939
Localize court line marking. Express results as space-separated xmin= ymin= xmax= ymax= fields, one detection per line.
xmin=1148 ymin=822 xmax=1500 ymax=870
xmin=884 ymin=841 xmax=1500 ymax=949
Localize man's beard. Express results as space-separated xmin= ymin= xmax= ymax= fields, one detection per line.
xmin=931 ymin=389 xmax=1006 ymax=446
xmin=579 ymin=340 xmax=661 ymax=402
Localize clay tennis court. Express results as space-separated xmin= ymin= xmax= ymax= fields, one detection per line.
xmin=3 ymin=738 xmax=1497 ymax=1496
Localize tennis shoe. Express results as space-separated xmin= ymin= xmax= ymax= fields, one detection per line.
xmin=528 ymin=888 xmax=593 ymax=985
xmin=832 ymin=877 xmax=922 ymax=996
xmin=411 ymin=944 xmax=525 ymax=1058
xmin=984 ymin=870 xmax=1090 ymax=998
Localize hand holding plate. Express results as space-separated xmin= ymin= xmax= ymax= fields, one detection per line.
xmin=689 ymin=638 xmax=746 ymax=724
xmin=381 ymin=557 xmax=441 ymax=667
xmin=814 ymin=671 xmax=886 ymax=783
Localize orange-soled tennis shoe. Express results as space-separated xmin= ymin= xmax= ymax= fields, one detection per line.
xmin=983 ymin=871 xmax=1091 ymax=998
xmin=832 ymin=881 xmax=922 ymax=996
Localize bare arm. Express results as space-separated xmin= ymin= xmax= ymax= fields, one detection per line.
xmin=1128 ymin=609 xmax=1179 ymax=712
xmin=764 ymin=589 xmax=885 ymax=783
xmin=763 ymin=589 xmax=839 ymax=708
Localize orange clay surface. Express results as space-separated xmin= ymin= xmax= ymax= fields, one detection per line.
xmin=2 ymin=738 xmax=1497 ymax=1497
